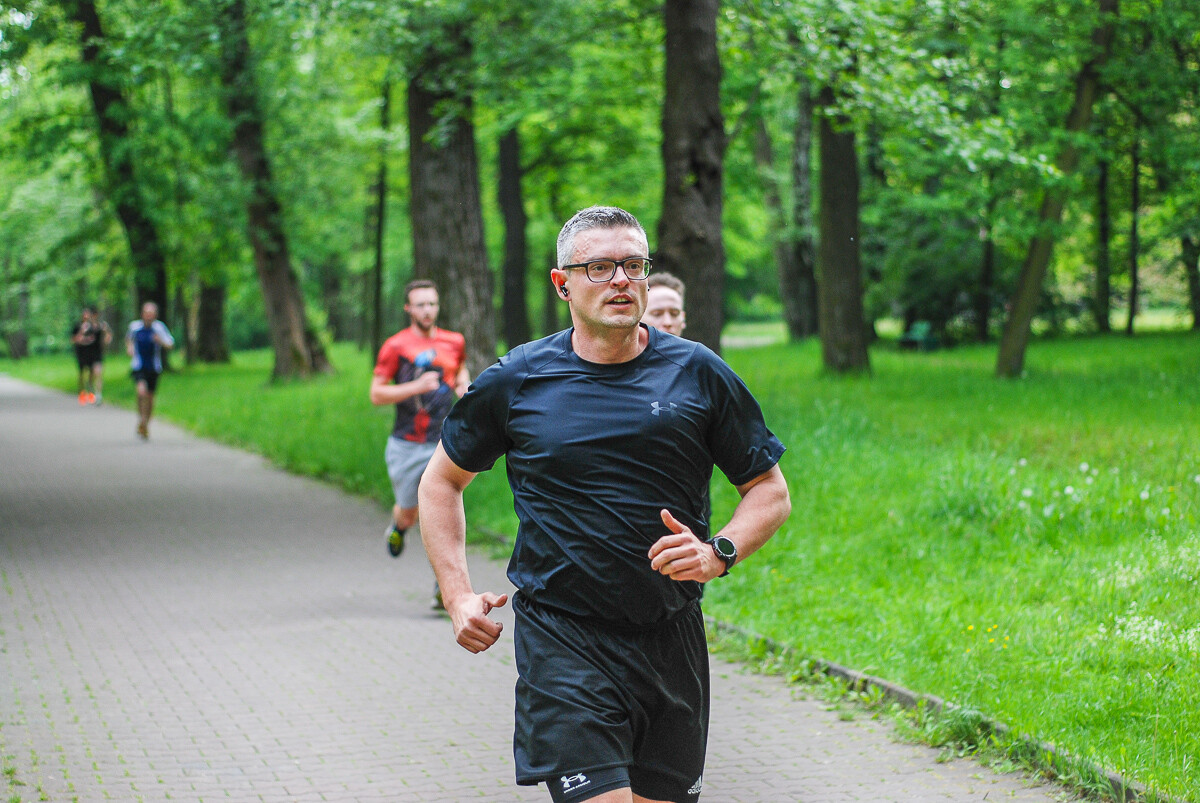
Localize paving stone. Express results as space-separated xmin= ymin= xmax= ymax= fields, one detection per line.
xmin=0 ymin=375 xmax=1075 ymax=802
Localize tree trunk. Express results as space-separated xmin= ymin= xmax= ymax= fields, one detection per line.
xmin=370 ymin=79 xmax=391 ymax=358
xmin=788 ymin=82 xmax=819 ymax=339
xmin=407 ymin=23 xmax=496 ymax=377
xmin=318 ymin=259 xmax=346 ymax=342
xmin=816 ymin=86 xmax=870 ymax=373
xmin=996 ymin=0 xmax=1118 ymax=377
xmin=753 ymin=87 xmax=817 ymax=342
xmin=216 ymin=0 xmax=330 ymax=380
xmin=196 ymin=282 xmax=230 ymax=362
xmin=1182 ymin=235 xmax=1200 ymax=331
xmin=173 ymin=283 xmax=191 ymax=365
xmin=68 ymin=0 xmax=167 ymax=312
xmin=0 ymin=257 xmax=29 ymax=360
xmin=975 ymin=192 xmax=998 ymax=343
xmin=1095 ymin=158 xmax=1112 ymax=332
xmin=1125 ymin=135 xmax=1139 ymax=336
xmin=498 ymin=127 xmax=531 ymax=348
xmin=658 ymin=0 xmax=726 ymax=353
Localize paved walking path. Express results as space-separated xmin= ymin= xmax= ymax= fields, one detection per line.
xmin=0 ymin=374 xmax=1074 ymax=802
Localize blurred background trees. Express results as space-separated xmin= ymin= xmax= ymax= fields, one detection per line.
xmin=1 ymin=0 xmax=1195 ymax=376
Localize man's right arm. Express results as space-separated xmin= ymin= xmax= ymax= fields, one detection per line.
xmin=418 ymin=443 xmax=508 ymax=653
xmin=368 ymin=372 xmax=440 ymax=406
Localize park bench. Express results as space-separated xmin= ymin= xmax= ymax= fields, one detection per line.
xmin=898 ymin=320 xmax=939 ymax=351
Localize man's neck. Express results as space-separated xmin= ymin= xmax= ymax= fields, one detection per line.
xmin=571 ymin=324 xmax=648 ymax=364
xmin=410 ymin=323 xmax=436 ymax=338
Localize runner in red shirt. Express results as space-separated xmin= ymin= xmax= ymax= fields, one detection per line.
xmin=370 ymin=280 xmax=469 ymax=604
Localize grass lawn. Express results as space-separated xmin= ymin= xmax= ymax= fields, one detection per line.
xmin=5 ymin=329 xmax=1199 ymax=799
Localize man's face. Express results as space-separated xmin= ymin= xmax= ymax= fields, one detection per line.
xmin=405 ymin=288 xmax=440 ymax=332
xmin=556 ymin=226 xmax=649 ymax=334
xmin=141 ymin=303 xmax=157 ymax=324
xmin=642 ymin=286 xmax=685 ymax=336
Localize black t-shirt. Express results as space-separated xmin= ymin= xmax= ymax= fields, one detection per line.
xmin=441 ymin=325 xmax=785 ymax=627
xmin=72 ymin=321 xmax=105 ymax=359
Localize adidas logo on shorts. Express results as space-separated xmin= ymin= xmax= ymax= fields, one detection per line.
xmin=688 ymin=775 xmax=703 ymax=795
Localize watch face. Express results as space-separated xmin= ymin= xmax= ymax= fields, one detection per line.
xmin=713 ymin=537 xmax=736 ymax=562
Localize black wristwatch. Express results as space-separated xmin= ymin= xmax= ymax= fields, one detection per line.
xmin=707 ymin=536 xmax=737 ymax=577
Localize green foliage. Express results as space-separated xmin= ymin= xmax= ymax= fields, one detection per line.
xmin=2 ymin=0 xmax=1198 ymax=364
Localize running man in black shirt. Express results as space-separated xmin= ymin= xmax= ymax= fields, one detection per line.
xmin=419 ymin=206 xmax=790 ymax=803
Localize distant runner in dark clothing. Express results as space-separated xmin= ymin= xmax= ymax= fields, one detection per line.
xmin=71 ymin=305 xmax=112 ymax=405
xmin=419 ymin=206 xmax=791 ymax=803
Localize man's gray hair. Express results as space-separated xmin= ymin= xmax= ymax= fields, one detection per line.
xmin=556 ymin=206 xmax=646 ymax=267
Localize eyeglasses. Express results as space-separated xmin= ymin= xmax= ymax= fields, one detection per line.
xmin=560 ymin=256 xmax=653 ymax=283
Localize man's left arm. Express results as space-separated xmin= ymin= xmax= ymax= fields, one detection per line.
xmin=454 ymin=363 xmax=470 ymax=397
xmin=155 ymin=322 xmax=175 ymax=349
xmin=649 ymin=464 xmax=791 ymax=583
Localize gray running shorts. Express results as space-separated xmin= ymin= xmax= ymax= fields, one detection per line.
xmin=385 ymin=436 xmax=438 ymax=510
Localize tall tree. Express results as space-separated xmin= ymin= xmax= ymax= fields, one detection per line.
xmin=195 ymin=281 xmax=229 ymax=362
xmin=816 ymin=84 xmax=870 ymax=372
xmin=1094 ymin=157 xmax=1113 ymax=332
xmin=498 ymin=126 xmax=531 ymax=348
xmin=215 ymin=0 xmax=331 ymax=379
xmin=370 ymin=78 xmax=392 ymax=359
xmin=752 ymin=84 xmax=818 ymax=341
xmin=658 ymin=0 xmax=726 ymax=352
xmin=407 ymin=14 xmax=496 ymax=377
xmin=1125 ymin=133 xmax=1140 ymax=335
xmin=1183 ymin=236 xmax=1200 ymax=331
xmin=996 ymin=0 xmax=1119 ymax=377
xmin=65 ymin=0 xmax=167 ymax=313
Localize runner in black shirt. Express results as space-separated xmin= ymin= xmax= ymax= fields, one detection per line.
xmin=419 ymin=206 xmax=791 ymax=803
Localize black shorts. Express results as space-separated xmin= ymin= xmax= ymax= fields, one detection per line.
xmin=76 ymin=348 xmax=102 ymax=369
xmin=513 ymin=593 xmax=708 ymax=803
xmin=131 ymin=368 xmax=161 ymax=393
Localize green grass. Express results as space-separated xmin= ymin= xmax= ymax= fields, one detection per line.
xmin=4 ymin=331 xmax=1199 ymax=800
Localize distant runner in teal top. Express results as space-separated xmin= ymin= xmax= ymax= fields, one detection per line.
xmin=419 ymin=206 xmax=792 ymax=803
xmin=125 ymin=301 xmax=174 ymax=440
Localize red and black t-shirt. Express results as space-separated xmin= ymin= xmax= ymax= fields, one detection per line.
xmin=373 ymin=327 xmax=466 ymax=443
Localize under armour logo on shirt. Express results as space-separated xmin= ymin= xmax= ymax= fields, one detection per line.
xmin=651 ymin=401 xmax=678 ymax=416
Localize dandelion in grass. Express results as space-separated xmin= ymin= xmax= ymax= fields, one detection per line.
xmin=1080 ymin=462 xmax=1090 ymax=473
xmin=1022 ymin=488 xmax=1033 ymax=498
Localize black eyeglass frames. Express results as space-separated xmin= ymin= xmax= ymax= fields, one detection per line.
xmin=560 ymin=256 xmax=653 ymax=283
